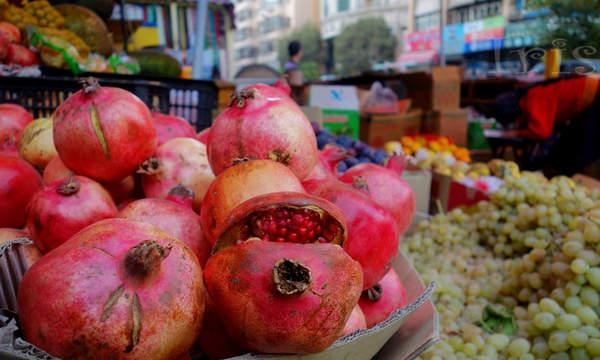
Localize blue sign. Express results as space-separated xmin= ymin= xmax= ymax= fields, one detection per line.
xmin=465 ymin=38 xmax=504 ymax=53
xmin=442 ymin=24 xmax=465 ymax=56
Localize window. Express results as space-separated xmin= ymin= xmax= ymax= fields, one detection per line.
xmin=259 ymin=41 xmax=275 ymax=55
xmin=324 ymin=0 xmax=329 ymax=17
xmin=235 ymin=46 xmax=258 ymax=60
xmin=258 ymin=16 xmax=290 ymax=34
xmin=234 ymin=27 xmax=254 ymax=41
xmin=237 ymin=9 xmax=253 ymax=22
xmin=415 ymin=11 xmax=440 ymax=31
xmin=447 ymin=0 xmax=502 ymax=25
xmin=337 ymin=0 xmax=350 ymax=12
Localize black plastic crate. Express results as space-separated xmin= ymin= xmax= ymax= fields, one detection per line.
xmin=0 ymin=75 xmax=217 ymax=132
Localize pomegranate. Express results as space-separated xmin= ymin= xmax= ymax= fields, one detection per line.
xmin=304 ymin=144 xmax=346 ymax=182
xmin=18 ymin=117 xmax=57 ymax=169
xmin=196 ymin=294 xmax=247 ymax=359
xmin=0 ymin=228 xmax=41 ymax=270
xmin=0 ymin=103 xmax=33 ymax=156
xmin=0 ymin=22 xmax=21 ymax=43
xmin=273 ymin=76 xmax=292 ymax=96
xmin=42 ymin=156 xmax=72 ymax=184
xmin=102 ymin=176 xmax=137 ymax=205
xmin=338 ymin=156 xmax=415 ymax=235
xmin=53 ymin=79 xmax=157 ymax=182
xmin=119 ymin=185 xmax=212 ymax=267
xmin=358 ymin=267 xmax=408 ymax=328
xmin=200 ymin=159 xmax=305 ymax=245
xmin=213 ymin=191 xmax=347 ymax=251
xmin=139 ymin=137 xmax=214 ymax=212
xmin=207 ymin=83 xmax=318 ymax=180
xmin=152 ymin=111 xmax=196 ymax=146
xmin=303 ymin=178 xmax=399 ymax=290
xmin=196 ymin=127 xmax=210 ymax=145
xmin=0 ymin=156 xmax=42 ymax=228
xmin=341 ymin=305 xmax=367 ymax=337
xmin=18 ymin=218 xmax=206 ymax=359
xmin=5 ymin=43 xmax=39 ymax=67
xmin=26 ymin=176 xmax=118 ymax=254
xmin=0 ymin=34 xmax=8 ymax=61
xmin=204 ymin=240 xmax=363 ymax=354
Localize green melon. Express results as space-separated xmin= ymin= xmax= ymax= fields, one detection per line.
xmin=54 ymin=4 xmax=113 ymax=57
xmin=129 ymin=50 xmax=182 ymax=78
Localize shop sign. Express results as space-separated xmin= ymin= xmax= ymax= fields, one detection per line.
xmin=503 ymin=18 xmax=547 ymax=49
xmin=404 ymin=28 xmax=441 ymax=52
xmin=442 ymin=23 xmax=465 ymax=55
xmin=463 ymin=15 xmax=505 ymax=53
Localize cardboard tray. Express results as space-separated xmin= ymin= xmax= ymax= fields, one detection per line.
xmin=1 ymin=237 xmax=439 ymax=360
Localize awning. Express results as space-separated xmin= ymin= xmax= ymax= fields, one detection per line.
xmin=397 ymin=50 xmax=439 ymax=66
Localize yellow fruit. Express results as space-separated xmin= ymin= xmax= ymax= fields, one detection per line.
xmin=19 ymin=117 xmax=57 ymax=169
xmin=24 ymin=0 xmax=65 ymax=29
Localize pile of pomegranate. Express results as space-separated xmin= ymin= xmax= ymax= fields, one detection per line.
xmin=0 ymin=78 xmax=416 ymax=359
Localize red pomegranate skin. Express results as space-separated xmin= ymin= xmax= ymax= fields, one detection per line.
xmin=42 ymin=156 xmax=73 ymax=184
xmin=0 ymin=156 xmax=42 ymax=228
xmin=303 ymin=144 xmax=345 ymax=182
xmin=18 ymin=218 xmax=206 ymax=360
xmin=0 ymin=22 xmax=21 ymax=43
xmin=359 ymin=267 xmax=408 ymax=328
xmin=196 ymin=127 xmax=210 ymax=145
xmin=0 ymin=227 xmax=41 ymax=269
xmin=340 ymin=305 xmax=367 ymax=337
xmin=140 ymin=138 xmax=214 ymax=213
xmin=152 ymin=112 xmax=196 ymax=146
xmin=303 ymin=178 xmax=399 ymax=290
xmin=0 ymin=103 xmax=34 ymax=156
xmin=119 ymin=197 xmax=212 ymax=267
xmin=200 ymin=159 xmax=305 ymax=245
xmin=207 ymin=83 xmax=318 ymax=180
xmin=102 ymin=175 xmax=136 ymax=205
xmin=338 ymin=163 xmax=416 ymax=235
xmin=0 ymin=34 xmax=8 ymax=61
xmin=53 ymin=84 xmax=157 ymax=182
xmin=5 ymin=43 xmax=39 ymax=67
xmin=204 ymin=240 xmax=363 ymax=354
xmin=26 ymin=176 xmax=118 ymax=254
xmin=195 ymin=294 xmax=248 ymax=359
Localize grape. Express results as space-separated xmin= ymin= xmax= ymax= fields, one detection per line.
xmin=533 ymin=312 xmax=555 ymax=329
xmin=404 ymin=172 xmax=600 ymax=360
xmin=507 ymin=338 xmax=530 ymax=356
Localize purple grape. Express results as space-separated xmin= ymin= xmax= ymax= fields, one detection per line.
xmin=337 ymin=161 xmax=348 ymax=173
xmin=345 ymin=156 xmax=359 ymax=167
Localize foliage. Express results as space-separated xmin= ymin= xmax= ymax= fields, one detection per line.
xmin=333 ymin=17 xmax=397 ymax=76
xmin=277 ymin=23 xmax=324 ymax=81
xmin=527 ymin=0 xmax=600 ymax=59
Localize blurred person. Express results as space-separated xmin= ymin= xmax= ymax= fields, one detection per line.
xmin=284 ymin=40 xmax=304 ymax=87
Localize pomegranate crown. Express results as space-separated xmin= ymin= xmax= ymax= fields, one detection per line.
xmin=79 ymin=77 xmax=100 ymax=95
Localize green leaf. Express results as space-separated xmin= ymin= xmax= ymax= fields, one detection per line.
xmin=476 ymin=304 xmax=518 ymax=335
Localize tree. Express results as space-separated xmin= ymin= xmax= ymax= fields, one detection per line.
xmin=333 ymin=18 xmax=397 ymax=77
xmin=528 ymin=0 xmax=600 ymax=59
xmin=277 ymin=23 xmax=325 ymax=81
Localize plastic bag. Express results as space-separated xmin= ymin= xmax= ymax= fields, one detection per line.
xmin=362 ymin=81 xmax=399 ymax=114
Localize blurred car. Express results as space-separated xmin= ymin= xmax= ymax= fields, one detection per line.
xmin=526 ymin=59 xmax=600 ymax=77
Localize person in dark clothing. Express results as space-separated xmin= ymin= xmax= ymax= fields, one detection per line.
xmin=283 ymin=40 xmax=303 ymax=86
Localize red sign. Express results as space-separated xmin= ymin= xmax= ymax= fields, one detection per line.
xmin=465 ymin=28 xmax=504 ymax=43
xmin=404 ymin=28 xmax=441 ymax=52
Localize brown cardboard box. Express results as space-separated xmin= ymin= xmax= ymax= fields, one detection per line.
xmin=423 ymin=109 xmax=469 ymax=147
xmin=360 ymin=110 xmax=423 ymax=148
xmin=431 ymin=66 xmax=461 ymax=110
xmin=402 ymin=167 xmax=432 ymax=214
xmin=214 ymin=80 xmax=236 ymax=108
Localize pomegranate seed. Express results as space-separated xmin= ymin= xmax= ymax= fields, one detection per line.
xmin=244 ymin=207 xmax=339 ymax=244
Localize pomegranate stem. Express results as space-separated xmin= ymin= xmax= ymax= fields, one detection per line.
xmin=363 ymin=283 xmax=383 ymax=301
xmin=79 ymin=77 xmax=100 ymax=94
xmin=273 ymin=258 xmax=312 ymax=295
xmin=56 ymin=176 xmax=80 ymax=196
xmin=124 ymin=240 xmax=171 ymax=278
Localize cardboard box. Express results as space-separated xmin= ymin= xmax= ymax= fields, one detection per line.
xmin=0 ymin=240 xmax=439 ymax=360
xmin=309 ymin=85 xmax=360 ymax=139
xmin=423 ymin=109 xmax=469 ymax=147
xmin=360 ymin=110 xmax=423 ymax=148
xmin=431 ymin=66 xmax=461 ymax=110
xmin=430 ymin=172 xmax=490 ymax=214
xmin=214 ymin=80 xmax=237 ymax=108
xmin=402 ymin=167 xmax=433 ymax=214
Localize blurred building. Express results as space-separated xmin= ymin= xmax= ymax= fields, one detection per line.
xmin=400 ymin=0 xmax=548 ymax=75
xmin=319 ymin=0 xmax=410 ymax=73
xmin=231 ymin=0 xmax=320 ymax=77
